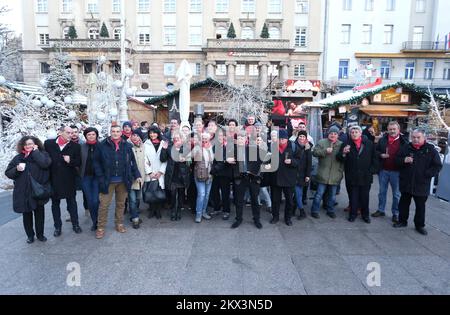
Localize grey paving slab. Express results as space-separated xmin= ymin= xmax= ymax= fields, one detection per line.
xmin=191 ymin=228 xmax=239 ymax=257
xmin=365 ymin=230 xmax=434 ymax=256
xmin=321 ymin=230 xmax=385 ymax=256
xmin=237 ymin=227 xmax=290 ymax=257
xmin=280 ymin=228 xmax=339 ymax=256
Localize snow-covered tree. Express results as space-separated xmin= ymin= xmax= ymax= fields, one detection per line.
xmin=45 ymin=53 xmax=76 ymax=100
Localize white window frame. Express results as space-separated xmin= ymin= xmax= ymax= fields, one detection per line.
xmin=341 ymin=24 xmax=351 ymax=44
xmin=37 ymin=0 xmax=48 ymax=13
xmin=164 ymin=0 xmax=176 ymax=13
xmin=189 ymin=26 xmax=202 ymax=46
xmin=405 ymin=62 xmax=415 ymax=80
xmin=62 ymin=0 xmax=72 ymax=13
xmin=415 ymin=0 xmax=426 ymax=13
xmin=86 ymin=0 xmax=99 ymax=13
xmin=164 ymin=63 xmax=176 ymax=76
xmin=295 ymin=27 xmax=307 ymax=47
xmin=216 ymin=0 xmax=229 ymax=13
xmin=216 ymin=27 xmax=228 ymax=39
xmin=384 ymin=25 xmax=393 ymax=44
xmin=241 ymin=27 xmax=254 ymax=40
xmin=138 ymin=32 xmax=150 ymax=45
xmin=413 ymin=26 xmax=424 ymax=42
xmin=365 ymin=0 xmax=374 ymax=11
xmin=249 ymin=64 xmax=259 ymax=76
xmin=295 ymin=0 xmax=309 ymax=13
xmin=215 ymin=64 xmax=227 ymax=76
xmin=83 ymin=62 xmax=94 ymax=75
xmin=268 ymin=64 xmax=279 ymax=76
xmin=63 ymin=26 xmax=70 ymax=39
xmin=268 ymin=0 xmax=282 ymax=13
xmin=294 ymin=64 xmax=306 ymax=77
xmin=40 ymin=62 xmax=50 ymax=74
xmin=190 ymin=0 xmax=202 ymax=12
xmin=236 ymin=64 xmax=246 ymax=76
xmin=269 ymin=27 xmax=281 ymax=39
xmin=339 ymin=59 xmax=349 ymax=79
xmin=39 ymin=33 xmax=50 ymax=45
xmin=386 ymin=0 xmax=395 ymax=11
xmin=114 ymin=28 xmax=121 ymax=40
xmin=242 ymin=0 xmax=255 ymax=13
xmin=191 ymin=63 xmax=201 ymax=76
xmin=343 ymin=0 xmax=352 ymax=11
xmin=444 ymin=63 xmax=450 ymax=80
xmin=112 ymin=0 xmax=121 ymax=13
xmin=88 ymin=28 xmax=99 ymax=40
xmin=362 ymin=24 xmax=372 ymax=44
xmin=163 ymin=27 xmax=176 ymax=46
xmin=137 ymin=0 xmax=151 ymax=12
xmin=424 ymin=61 xmax=434 ymax=80
xmin=380 ymin=60 xmax=391 ymax=79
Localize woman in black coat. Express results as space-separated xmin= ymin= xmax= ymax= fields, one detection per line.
xmin=5 ymin=136 xmax=52 ymax=243
xmin=293 ymin=131 xmax=312 ymax=219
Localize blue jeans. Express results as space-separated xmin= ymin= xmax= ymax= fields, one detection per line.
xmin=311 ymin=183 xmax=338 ymax=214
xmin=259 ymin=187 xmax=272 ymax=207
xmin=81 ymin=176 xmax=99 ymax=226
xmin=128 ymin=189 xmax=141 ymax=220
xmin=195 ymin=178 xmax=213 ymax=216
xmin=378 ymin=170 xmax=400 ymax=216
xmin=294 ymin=185 xmax=305 ymax=209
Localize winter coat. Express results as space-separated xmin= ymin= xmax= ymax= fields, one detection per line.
xmin=94 ymin=137 xmax=141 ymax=194
xmin=144 ymin=140 xmax=169 ymax=189
xmin=375 ymin=133 xmax=409 ymax=164
xmin=80 ymin=142 xmax=100 ymax=178
xmin=337 ymin=137 xmax=379 ymax=186
xmin=395 ymin=142 xmax=442 ymax=197
xmin=270 ymin=142 xmax=300 ymax=187
xmin=128 ymin=140 xmax=146 ymax=190
xmin=165 ymin=144 xmax=190 ymax=189
xmin=44 ymin=139 xmax=81 ymax=199
xmin=211 ymin=144 xmax=233 ymax=178
xmin=312 ymin=138 xmax=344 ymax=186
xmin=294 ymin=142 xmax=312 ymax=186
xmin=5 ymin=150 xmax=51 ymax=213
xmin=229 ymin=144 xmax=267 ymax=180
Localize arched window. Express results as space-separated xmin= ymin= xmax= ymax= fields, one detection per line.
xmin=88 ymin=28 xmax=99 ymax=39
xmin=216 ymin=26 xmax=228 ymax=39
xmin=268 ymin=27 xmax=280 ymax=39
xmin=63 ymin=26 xmax=70 ymax=39
xmin=114 ymin=28 xmax=121 ymax=40
xmin=241 ymin=27 xmax=254 ymax=39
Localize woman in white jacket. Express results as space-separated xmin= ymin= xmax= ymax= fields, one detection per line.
xmin=144 ymin=127 xmax=169 ymax=219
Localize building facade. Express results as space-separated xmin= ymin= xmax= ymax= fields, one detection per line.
xmin=21 ymin=0 xmax=323 ymax=96
xmin=322 ymin=0 xmax=450 ymax=92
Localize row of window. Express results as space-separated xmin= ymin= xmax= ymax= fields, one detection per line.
xmin=340 ymin=24 xmax=424 ymax=45
xmin=338 ymin=60 xmax=450 ymax=80
xmin=37 ymin=0 xmax=310 ymax=14
xmin=342 ymin=0 xmax=427 ymax=13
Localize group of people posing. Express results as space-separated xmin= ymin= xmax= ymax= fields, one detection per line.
xmin=5 ymin=117 xmax=443 ymax=244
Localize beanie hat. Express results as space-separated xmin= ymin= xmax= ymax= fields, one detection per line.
xmin=328 ymin=126 xmax=340 ymax=134
xmin=131 ymin=128 xmax=144 ymax=141
xmin=122 ymin=121 xmax=132 ymax=129
xmin=297 ymin=130 xmax=308 ymax=138
xmin=83 ymin=127 xmax=99 ymax=139
xmin=279 ymin=129 xmax=289 ymax=139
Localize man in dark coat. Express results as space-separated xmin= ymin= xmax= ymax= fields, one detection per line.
xmin=44 ymin=126 xmax=82 ymax=237
xmin=294 ymin=130 xmax=312 ymax=220
xmin=337 ymin=125 xmax=378 ymax=223
xmin=94 ymin=124 xmax=142 ymax=239
xmin=394 ymin=129 xmax=442 ymax=235
xmin=268 ymin=129 xmax=299 ymax=226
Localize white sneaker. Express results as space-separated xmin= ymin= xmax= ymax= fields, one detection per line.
xmin=202 ymin=213 xmax=212 ymax=220
xmin=195 ymin=216 xmax=202 ymax=223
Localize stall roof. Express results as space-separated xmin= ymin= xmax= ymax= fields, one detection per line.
xmin=359 ymin=105 xmax=426 ymax=117
xmin=319 ymin=82 xmax=447 ymax=109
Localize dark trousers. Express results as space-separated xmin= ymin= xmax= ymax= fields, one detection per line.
xmin=187 ymin=174 xmax=197 ymax=213
xmin=51 ymin=195 xmax=79 ymax=229
xmin=302 ymin=184 xmax=308 ymax=202
xmin=398 ymin=192 xmax=428 ymax=228
xmin=170 ymin=187 xmax=185 ymax=211
xmin=234 ymin=177 xmax=260 ymax=222
xmin=272 ymin=186 xmax=295 ymax=221
xmin=23 ymin=206 xmax=45 ymax=238
xmin=211 ymin=176 xmax=232 ymax=213
xmin=349 ymin=185 xmax=371 ymax=219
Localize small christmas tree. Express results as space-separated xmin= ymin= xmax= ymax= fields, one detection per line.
xmin=227 ymin=23 xmax=236 ymax=39
xmin=68 ymin=25 xmax=78 ymax=39
xmin=260 ymin=23 xmax=269 ymax=38
xmin=100 ymin=22 xmax=109 ymax=38
xmin=45 ymin=53 xmax=76 ymax=99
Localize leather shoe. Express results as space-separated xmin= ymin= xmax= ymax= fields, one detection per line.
xmin=223 ymin=213 xmax=230 ymax=220
xmin=37 ymin=236 xmax=47 ymax=242
xmin=90 ymin=224 xmax=97 ymax=232
xmin=362 ymin=217 xmax=371 ymax=224
xmin=73 ymin=226 xmax=82 ymax=234
xmin=254 ymin=220 xmax=262 ymax=229
xmin=392 ymin=215 xmax=399 ymax=223
xmin=285 ymin=219 xmax=293 ymax=226
xmin=371 ymin=211 xmax=386 ymax=218
xmin=311 ymin=212 xmax=320 ymax=219
xmin=231 ymin=220 xmax=242 ymax=229
xmin=393 ymin=222 xmax=407 ymax=228
xmin=270 ymin=218 xmax=279 ymax=224
xmin=415 ymin=227 xmax=428 ymax=235
xmin=348 ymin=216 xmax=356 ymax=222
xmin=26 ymin=237 xmax=34 ymax=244
xmin=326 ymin=212 xmax=336 ymax=219
xmin=54 ymin=229 xmax=62 ymax=237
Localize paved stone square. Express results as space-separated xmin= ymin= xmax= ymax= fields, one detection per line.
xmin=0 ymin=179 xmax=449 ymax=295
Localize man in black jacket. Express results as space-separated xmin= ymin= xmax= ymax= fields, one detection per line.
xmin=394 ymin=129 xmax=442 ymax=235
xmin=44 ymin=126 xmax=82 ymax=237
xmin=230 ymin=131 xmax=266 ymax=229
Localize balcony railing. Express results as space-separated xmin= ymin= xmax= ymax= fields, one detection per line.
xmin=206 ymin=38 xmax=292 ymax=50
xmin=47 ymin=39 xmax=121 ymax=50
xmin=402 ymin=41 xmax=449 ymax=51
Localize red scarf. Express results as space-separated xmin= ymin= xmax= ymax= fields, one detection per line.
xmin=122 ymin=130 xmax=132 ymax=139
xmin=111 ymin=138 xmax=121 ymax=151
xmin=57 ymin=136 xmax=69 ymax=147
xmin=412 ymin=142 xmax=424 ymax=150
xmin=151 ymin=138 xmax=161 ymax=145
xmin=22 ymin=148 xmax=33 ymax=158
xmin=388 ymin=135 xmax=399 ymax=145
xmin=131 ymin=137 xmax=141 ymax=147
xmin=353 ymin=137 xmax=362 ymax=151
xmin=202 ymin=141 xmax=211 ymax=149
xmin=279 ymin=142 xmax=288 ymax=154
xmin=86 ymin=140 xmax=97 ymax=145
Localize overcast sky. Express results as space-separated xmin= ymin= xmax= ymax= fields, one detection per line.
xmin=0 ymin=0 xmax=23 ymax=35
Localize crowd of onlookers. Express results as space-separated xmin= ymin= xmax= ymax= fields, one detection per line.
xmin=5 ymin=116 xmax=443 ymax=243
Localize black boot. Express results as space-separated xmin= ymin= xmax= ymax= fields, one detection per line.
xmin=170 ymin=209 xmax=176 ymax=221
xmin=176 ymin=207 xmax=182 ymax=221
xmin=297 ymin=208 xmax=306 ymax=220
xmin=155 ymin=206 xmax=162 ymax=219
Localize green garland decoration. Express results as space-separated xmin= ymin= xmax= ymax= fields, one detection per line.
xmin=322 ymin=82 xmax=448 ymax=109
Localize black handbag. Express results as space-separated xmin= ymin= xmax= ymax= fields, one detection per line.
xmin=143 ymin=180 xmax=166 ymax=204
xmin=28 ymin=173 xmax=52 ymax=200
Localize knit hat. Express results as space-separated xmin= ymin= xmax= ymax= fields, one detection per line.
xmin=131 ymin=128 xmax=144 ymax=141
xmin=83 ymin=127 xmax=99 ymax=139
xmin=279 ymin=129 xmax=289 ymax=139
xmin=328 ymin=126 xmax=340 ymax=134
xmin=122 ymin=121 xmax=132 ymax=129
xmin=297 ymin=130 xmax=308 ymax=138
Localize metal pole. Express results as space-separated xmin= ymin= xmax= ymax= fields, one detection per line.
xmin=119 ymin=0 xmax=129 ymax=123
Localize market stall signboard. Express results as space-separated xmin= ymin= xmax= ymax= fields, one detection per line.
xmin=370 ymin=88 xmax=411 ymax=104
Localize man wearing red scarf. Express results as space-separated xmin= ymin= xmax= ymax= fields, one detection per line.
xmin=338 ymin=125 xmax=378 ymax=224
xmin=372 ymin=121 xmax=408 ymax=223
xmin=44 ymin=126 xmax=82 ymax=237
xmin=394 ymin=129 xmax=442 ymax=235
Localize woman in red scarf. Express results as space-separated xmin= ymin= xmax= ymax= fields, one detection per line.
xmin=5 ymin=136 xmax=51 ymax=244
